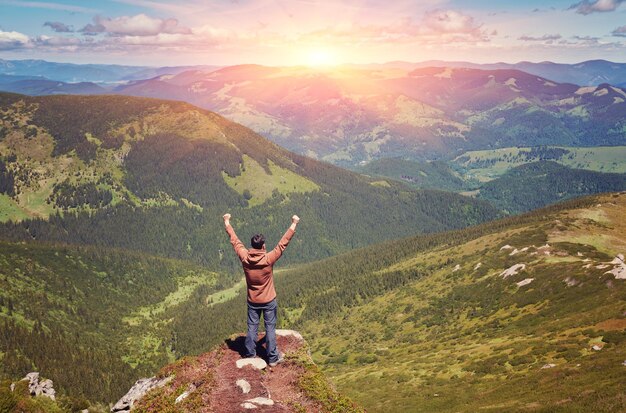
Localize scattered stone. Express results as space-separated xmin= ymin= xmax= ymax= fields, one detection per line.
xmin=595 ymin=264 xmax=609 ymax=269
xmin=245 ymin=397 xmax=275 ymax=406
xmin=236 ymin=379 xmax=251 ymax=394
xmin=582 ymin=264 xmax=592 ymax=269
xmin=577 ymin=252 xmax=584 ymax=257
xmin=241 ymin=402 xmax=257 ymax=409
xmin=541 ymin=363 xmax=556 ymax=369
xmin=236 ymin=358 xmax=267 ymax=370
xmin=275 ymin=329 xmax=304 ymax=340
xmin=592 ymin=345 xmax=602 ymax=351
xmin=23 ymin=372 xmax=56 ymax=400
xmin=474 ymin=262 xmax=482 ymax=270
xmin=510 ymin=247 xmax=529 ymax=256
xmin=622 ymin=360 xmax=626 ymax=367
xmin=175 ymin=383 xmax=196 ymax=404
xmin=605 ymin=254 xmax=626 ymax=280
xmin=500 ymin=245 xmax=513 ymax=251
xmin=452 ymin=264 xmax=461 ymax=272
xmin=583 ymin=258 xmax=591 ymax=262
xmin=111 ymin=376 xmax=173 ymax=412
xmin=564 ymin=277 xmax=579 ymax=287
xmin=537 ymin=244 xmax=552 ymax=255
xmin=500 ymin=264 xmax=526 ymax=279
xmin=516 ymin=278 xmax=534 ymax=287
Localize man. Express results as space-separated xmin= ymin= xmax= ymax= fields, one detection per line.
xmin=223 ymin=213 xmax=299 ymax=367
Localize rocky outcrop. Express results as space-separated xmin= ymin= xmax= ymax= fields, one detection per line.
xmin=114 ymin=330 xmax=363 ymax=412
xmin=10 ymin=372 xmax=56 ymax=400
xmin=111 ymin=376 xmax=173 ymax=412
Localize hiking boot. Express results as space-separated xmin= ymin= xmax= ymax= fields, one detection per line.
xmin=268 ymin=354 xmax=284 ymax=367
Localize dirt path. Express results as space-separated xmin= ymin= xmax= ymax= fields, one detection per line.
xmin=207 ymin=331 xmax=318 ymax=412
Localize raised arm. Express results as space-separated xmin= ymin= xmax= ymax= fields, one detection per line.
xmin=267 ymin=215 xmax=299 ymax=265
xmin=223 ymin=213 xmax=247 ymax=261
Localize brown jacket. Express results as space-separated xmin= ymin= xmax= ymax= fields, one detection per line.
xmin=226 ymin=225 xmax=295 ymax=304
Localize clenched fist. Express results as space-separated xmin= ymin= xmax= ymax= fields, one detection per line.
xmin=292 ymin=215 xmax=300 ymax=224
xmin=223 ymin=213 xmax=231 ymax=225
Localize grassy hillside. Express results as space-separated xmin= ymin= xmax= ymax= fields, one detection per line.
xmin=172 ymin=192 xmax=626 ymax=412
xmin=291 ymin=192 xmax=626 ymax=413
xmin=0 ymin=92 xmax=499 ymax=271
xmin=453 ymin=146 xmax=626 ymax=182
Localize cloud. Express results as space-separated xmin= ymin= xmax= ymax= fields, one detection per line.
xmin=298 ymin=9 xmax=490 ymax=46
xmin=421 ymin=9 xmax=482 ymax=35
xmin=612 ymin=25 xmax=626 ymax=36
xmin=518 ymin=34 xmax=562 ymax=41
xmin=568 ymin=0 xmax=625 ymax=14
xmin=0 ymin=29 xmax=31 ymax=50
xmin=79 ymin=14 xmax=191 ymax=37
xmin=44 ymin=21 xmax=73 ymax=33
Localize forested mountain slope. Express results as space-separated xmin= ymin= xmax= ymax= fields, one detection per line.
xmin=174 ymin=192 xmax=626 ymax=413
xmin=476 ymin=161 xmax=626 ymax=213
xmin=0 ymin=92 xmax=498 ymax=271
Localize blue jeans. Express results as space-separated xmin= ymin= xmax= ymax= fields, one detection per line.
xmin=245 ymin=299 xmax=279 ymax=363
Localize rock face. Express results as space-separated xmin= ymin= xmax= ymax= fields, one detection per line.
xmin=22 ymin=372 xmax=56 ymax=400
xmin=111 ymin=376 xmax=173 ymax=412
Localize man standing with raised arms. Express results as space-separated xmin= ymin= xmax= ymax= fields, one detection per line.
xmin=223 ymin=213 xmax=300 ymax=366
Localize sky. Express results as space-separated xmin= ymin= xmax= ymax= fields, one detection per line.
xmin=0 ymin=0 xmax=625 ymax=66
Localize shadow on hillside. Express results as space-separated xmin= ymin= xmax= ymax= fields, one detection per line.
xmin=225 ymin=334 xmax=269 ymax=360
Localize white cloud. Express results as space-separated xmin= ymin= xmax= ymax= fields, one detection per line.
xmin=0 ymin=30 xmax=31 ymax=50
xmin=569 ymin=0 xmax=625 ymax=14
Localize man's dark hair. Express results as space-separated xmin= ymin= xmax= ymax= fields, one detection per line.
xmin=251 ymin=234 xmax=265 ymax=249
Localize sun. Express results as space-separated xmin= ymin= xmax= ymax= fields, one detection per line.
xmin=305 ymin=48 xmax=338 ymax=67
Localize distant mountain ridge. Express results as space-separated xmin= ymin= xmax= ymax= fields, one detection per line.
xmin=1 ymin=58 xmax=625 ymax=85
xmin=112 ymin=65 xmax=626 ymax=166
xmin=353 ymin=59 xmax=626 ymax=86
xmin=0 ymin=58 xmax=221 ymax=83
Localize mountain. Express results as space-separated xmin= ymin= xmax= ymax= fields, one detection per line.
xmin=0 ymin=77 xmax=106 ymax=95
xmin=0 ymin=59 xmax=220 ymax=84
xmin=354 ymin=59 xmax=626 ymax=87
xmin=0 ymin=92 xmax=499 ymax=270
xmin=114 ymin=65 xmax=626 ymax=166
xmin=178 ymin=192 xmax=626 ymax=412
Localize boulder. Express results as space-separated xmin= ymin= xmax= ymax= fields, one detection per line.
xmin=23 ymin=372 xmax=56 ymax=400
xmin=275 ymin=329 xmax=303 ymax=340
xmin=236 ymin=358 xmax=267 ymax=370
xmin=111 ymin=376 xmax=173 ymax=412
xmin=236 ymin=379 xmax=251 ymax=394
